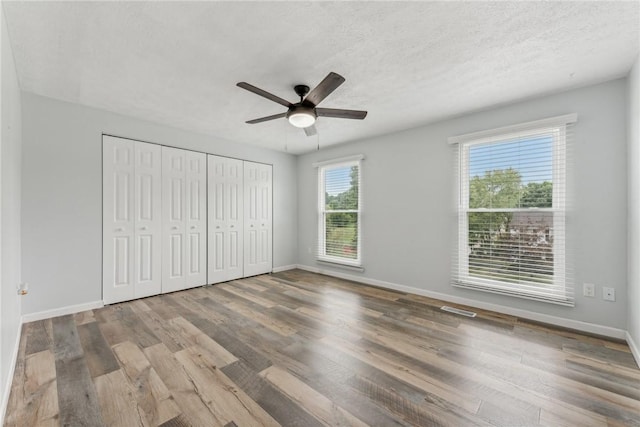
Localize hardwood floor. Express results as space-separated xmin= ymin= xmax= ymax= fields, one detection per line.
xmin=5 ymin=269 xmax=640 ymax=426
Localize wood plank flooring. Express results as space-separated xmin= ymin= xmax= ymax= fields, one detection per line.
xmin=5 ymin=270 xmax=640 ymax=426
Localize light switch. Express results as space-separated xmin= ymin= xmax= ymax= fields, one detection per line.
xmin=583 ymin=283 xmax=595 ymax=297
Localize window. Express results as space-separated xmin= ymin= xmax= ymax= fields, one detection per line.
xmin=316 ymin=155 xmax=363 ymax=267
xmin=450 ymin=114 xmax=576 ymax=305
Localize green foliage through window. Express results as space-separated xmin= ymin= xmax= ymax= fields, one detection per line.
xmin=322 ymin=164 xmax=360 ymax=262
xmin=468 ymin=168 xmax=554 ymax=285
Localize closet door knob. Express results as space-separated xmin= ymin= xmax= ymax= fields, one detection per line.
xmin=140 ymin=226 xmax=147 ymax=231
xmin=172 ymin=226 xmax=178 ymax=230
xmin=231 ymin=225 xmax=235 ymax=228
xmin=190 ymin=226 xmax=196 ymax=229
xmin=115 ymin=227 xmax=124 ymax=232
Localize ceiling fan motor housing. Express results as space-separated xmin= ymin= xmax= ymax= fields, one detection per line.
xmin=294 ymin=85 xmax=310 ymax=99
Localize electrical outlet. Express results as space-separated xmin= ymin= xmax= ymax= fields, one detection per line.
xmin=17 ymin=282 xmax=28 ymax=296
xmin=583 ymin=283 xmax=595 ymax=297
xmin=602 ymin=286 xmax=616 ymax=301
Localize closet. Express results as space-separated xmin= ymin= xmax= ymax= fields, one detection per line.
xmin=103 ymin=136 xmax=162 ymax=304
xmin=161 ymin=146 xmax=207 ymax=293
xmin=207 ymin=156 xmax=273 ymax=282
xmin=243 ymin=161 xmax=273 ymax=277
xmin=207 ymin=155 xmax=244 ymax=283
xmin=103 ymin=136 xmax=273 ymax=305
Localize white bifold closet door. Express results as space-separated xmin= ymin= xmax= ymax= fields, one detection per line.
xmin=162 ymin=147 xmax=207 ymax=293
xmin=103 ymin=136 xmax=162 ymax=304
xmin=244 ymin=161 xmax=273 ymax=277
xmin=207 ymin=155 xmax=244 ymax=283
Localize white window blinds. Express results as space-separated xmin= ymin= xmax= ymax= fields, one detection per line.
xmin=315 ymin=155 xmax=363 ymax=267
xmin=450 ymin=114 xmax=576 ymax=305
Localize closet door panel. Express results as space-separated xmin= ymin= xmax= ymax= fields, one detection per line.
xmin=258 ymin=176 xmax=272 ymax=265
xmin=103 ymin=137 xmax=135 ymax=304
xmin=162 ymin=146 xmax=186 ymax=293
xmin=185 ymin=151 xmax=207 ymax=288
xmin=134 ymin=141 xmax=162 ymax=298
xmin=207 ymin=155 xmax=226 ymax=283
xmin=243 ymin=162 xmax=272 ymax=277
xmin=245 ymin=165 xmax=258 ymax=270
xmin=226 ymin=159 xmax=244 ymax=280
xmin=207 ymin=155 xmax=244 ymax=283
xmin=229 ymin=229 xmax=241 ymax=271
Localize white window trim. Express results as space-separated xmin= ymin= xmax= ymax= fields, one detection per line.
xmin=451 ymin=114 xmax=576 ymax=306
xmin=312 ymin=154 xmax=365 ymax=168
xmin=448 ymin=113 xmax=577 ymax=145
xmin=316 ymin=156 xmax=363 ymax=267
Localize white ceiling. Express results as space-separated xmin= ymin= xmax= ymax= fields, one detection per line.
xmin=3 ymin=1 xmax=639 ymax=155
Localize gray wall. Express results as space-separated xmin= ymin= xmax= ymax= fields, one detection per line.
xmin=1 ymin=6 xmax=23 ymax=416
xmin=21 ymin=93 xmax=298 ymax=315
xmin=628 ymin=55 xmax=640 ymax=354
xmin=298 ymin=78 xmax=629 ymax=330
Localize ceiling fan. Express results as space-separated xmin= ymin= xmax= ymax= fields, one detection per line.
xmin=237 ymin=72 xmax=367 ymax=136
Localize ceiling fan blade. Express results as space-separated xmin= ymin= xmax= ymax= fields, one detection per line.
xmin=304 ymin=72 xmax=345 ymax=106
xmin=246 ymin=112 xmax=287 ymax=124
xmin=304 ymin=125 xmax=317 ymax=137
xmin=237 ymin=82 xmax=292 ymax=107
xmin=316 ymin=108 xmax=368 ymax=120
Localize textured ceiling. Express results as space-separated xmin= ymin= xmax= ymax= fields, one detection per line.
xmin=3 ymin=1 xmax=639 ymax=154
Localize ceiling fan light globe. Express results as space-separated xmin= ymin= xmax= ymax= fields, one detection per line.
xmin=287 ymin=108 xmax=316 ymax=128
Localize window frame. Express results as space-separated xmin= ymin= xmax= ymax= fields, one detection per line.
xmin=317 ymin=158 xmax=363 ymax=267
xmin=451 ymin=114 xmax=576 ymax=305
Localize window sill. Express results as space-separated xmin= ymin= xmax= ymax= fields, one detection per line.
xmin=453 ymin=279 xmax=573 ymax=307
xmin=317 ymin=259 xmax=364 ymax=272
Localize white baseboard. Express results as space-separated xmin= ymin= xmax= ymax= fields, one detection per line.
xmin=21 ymin=300 xmax=104 ymax=323
xmin=295 ymin=264 xmax=627 ymax=340
xmin=0 ymin=319 xmax=23 ymax=425
xmin=272 ymin=264 xmax=298 ymax=273
xmin=626 ymin=331 xmax=640 ymax=368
